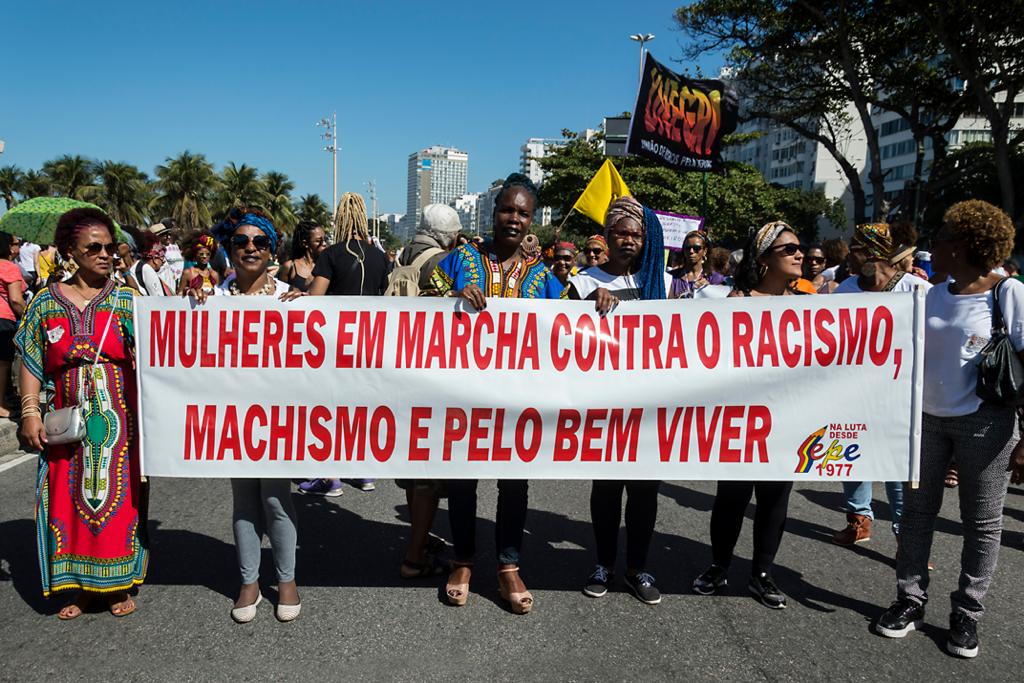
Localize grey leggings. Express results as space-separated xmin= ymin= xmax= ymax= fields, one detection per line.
xmin=897 ymin=404 xmax=1016 ymax=620
xmin=231 ymin=479 xmax=298 ymax=585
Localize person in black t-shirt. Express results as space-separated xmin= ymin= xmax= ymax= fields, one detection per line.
xmin=302 ymin=193 xmax=386 ymax=497
xmin=308 ymin=193 xmax=389 ymax=297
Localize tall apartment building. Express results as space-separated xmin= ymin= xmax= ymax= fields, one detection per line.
xmin=477 ymin=181 xmax=504 ymax=233
xmin=520 ymin=138 xmax=565 ymax=186
xmin=403 ymin=145 xmax=469 ymax=239
xmin=450 ymin=193 xmax=481 ymax=234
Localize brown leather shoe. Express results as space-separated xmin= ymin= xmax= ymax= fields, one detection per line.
xmin=832 ymin=513 xmax=872 ymax=546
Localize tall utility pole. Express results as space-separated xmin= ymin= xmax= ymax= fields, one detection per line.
xmin=366 ymin=180 xmax=379 ymax=239
xmin=316 ymin=112 xmax=338 ymax=222
xmin=629 ymin=33 xmax=655 ymax=83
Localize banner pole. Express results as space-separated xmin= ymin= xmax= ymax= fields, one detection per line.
xmin=909 ymin=285 xmax=926 ymax=487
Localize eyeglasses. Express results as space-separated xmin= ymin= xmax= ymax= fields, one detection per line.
xmin=583 ymin=248 xmax=604 ymax=256
xmin=807 ymin=256 xmax=826 ymax=264
xmin=231 ymin=234 xmax=271 ymax=251
xmin=683 ymin=244 xmax=704 ymax=253
xmin=83 ymin=242 xmax=117 ymax=256
xmin=769 ymin=243 xmax=805 ymax=257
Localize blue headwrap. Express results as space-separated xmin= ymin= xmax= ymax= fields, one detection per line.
xmin=638 ymin=207 xmax=666 ymax=301
xmin=213 ymin=211 xmax=279 ymax=254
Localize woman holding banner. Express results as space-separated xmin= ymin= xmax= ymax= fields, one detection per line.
xmin=669 ymin=229 xmax=725 ymax=299
xmin=189 ymin=207 xmax=307 ymax=623
xmin=431 ymin=173 xmax=563 ymax=614
xmin=16 ymin=207 xmax=148 ymax=619
xmin=875 ymin=200 xmax=1024 ymax=659
xmin=692 ymin=220 xmax=807 ymax=610
xmin=567 ymin=195 xmax=671 ymax=606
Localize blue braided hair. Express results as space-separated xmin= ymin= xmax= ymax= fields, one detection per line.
xmin=212 ymin=206 xmax=279 ymax=254
xmin=638 ymin=206 xmax=666 ymax=301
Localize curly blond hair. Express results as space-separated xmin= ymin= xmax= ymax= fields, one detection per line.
xmin=943 ymin=200 xmax=1015 ymax=271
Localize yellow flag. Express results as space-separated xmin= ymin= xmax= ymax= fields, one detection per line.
xmin=572 ymin=159 xmax=632 ymax=225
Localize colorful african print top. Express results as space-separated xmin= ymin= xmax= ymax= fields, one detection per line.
xmin=431 ymin=243 xmax=565 ymax=300
xmin=15 ymin=280 xmax=148 ymax=596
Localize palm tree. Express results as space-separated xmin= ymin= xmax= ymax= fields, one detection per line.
xmin=0 ymin=165 xmax=24 ymax=209
xmin=216 ymin=162 xmax=266 ymax=217
xmin=152 ymin=151 xmax=218 ymax=231
xmin=93 ymin=161 xmax=153 ymax=226
xmin=20 ymin=170 xmax=53 ymax=199
xmin=41 ymin=154 xmax=97 ymax=199
xmin=295 ymin=194 xmax=330 ymax=227
xmin=262 ymin=171 xmax=297 ymax=233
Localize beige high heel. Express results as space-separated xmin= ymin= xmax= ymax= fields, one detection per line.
xmin=445 ymin=561 xmax=473 ymax=606
xmin=498 ymin=566 xmax=534 ymax=615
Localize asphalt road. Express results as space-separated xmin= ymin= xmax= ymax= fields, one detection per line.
xmin=0 ymin=451 xmax=1022 ymax=682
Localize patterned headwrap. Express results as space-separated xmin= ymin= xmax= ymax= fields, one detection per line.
xmin=213 ymin=209 xmax=279 ymax=254
xmin=554 ymin=241 xmax=577 ymax=254
xmin=852 ymin=222 xmax=893 ymax=260
xmin=604 ymin=195 xmax=645 ymax=232
xmin=754 ymin=220 xmax=792 ymax=259
xmin=142 ymin=242 xmax=166 ymax=259
xmin=585 ymin=234 xmax=608 ymax=251
xmin=192 ymin=233 xmax=215 ymax=252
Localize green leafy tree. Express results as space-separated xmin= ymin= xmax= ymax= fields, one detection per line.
xmin=153 ymin=151 xmax=218 ymax=232
xmin=20 ymin=170 xmax=52 ymax=199
xmin=539 ymin=130 xmax=841 ymax=247
xmin=0 ymin=165 xmax=24 ymax=209
xmin=216 ymin=162 xmax=265 ymax=216
xmin=91 ymin=161 xmax=153 ymax=226
xmin=41 ymin=154 xmax=97 ymax=199
xmin=295 ymin=194 xmax=331 ymax=226
xmin=262 ymin=171 xmax=297 ymax=234
xmin=921 ymin=142 xmax=1024 ymax=233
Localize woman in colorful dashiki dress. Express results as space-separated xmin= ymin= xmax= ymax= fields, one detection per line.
xmin=431 ymin=173 xmax=563 ymax=614
xmin=16 ymin=208 xmax=147 ymax=619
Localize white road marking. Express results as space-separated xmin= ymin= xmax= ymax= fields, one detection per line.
xmin=0 ymin=453 xmax=34 ymax=474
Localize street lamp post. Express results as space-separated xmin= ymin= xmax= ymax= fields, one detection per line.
xmin=629 ymin=33 xmax=655 ymax=83
xmin=316 ymin=112 xmax=338 ymax=223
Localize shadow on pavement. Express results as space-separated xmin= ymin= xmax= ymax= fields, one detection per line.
xmin=0 ymin=519 xmax=52 ymax=615
xmin=145 ymin=518 xmax=238 ymax=599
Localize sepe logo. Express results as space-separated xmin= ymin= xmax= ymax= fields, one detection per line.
xmin=795 ymin=423 xmax=865 ymax=476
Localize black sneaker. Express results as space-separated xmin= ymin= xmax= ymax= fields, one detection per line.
xmin=692 ymin=565 xmax=729 ymax=595
xmin=946 ymin=612 xmax=979 ymax=658
xmin=583 ymin=565 xmax=614 ymax=598
xmin=875 ymin=599 xmax=925 ymax=638
xmin=748 ymin=572 xmax=786 ymax=609
xmin=624 ymin=572 xmax=661 ymax=605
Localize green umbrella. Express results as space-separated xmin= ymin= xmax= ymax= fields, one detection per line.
xmin=0 ymin=196 xmax=123 ymax=245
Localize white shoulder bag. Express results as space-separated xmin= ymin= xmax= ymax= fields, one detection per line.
xmin=44 ymin=311 xmax=114 ymax=445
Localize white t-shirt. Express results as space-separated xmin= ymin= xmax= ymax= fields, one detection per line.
xmin=214 ymin=274 xmax=290 ymax=297
xmin=567 ymin=267 xmax=674 ymax=301
xmin=923 ymin=278 xmax=1024 ymax=417
xmin=18 ymin=242 xmax=40 ymax=274
xmin=820 ymin=265 xmax=838 ymax=283
xmin=136 ymin=262 xmax=169 ymax=296
xmin=834 ymin=271 xmax=932 ymax=294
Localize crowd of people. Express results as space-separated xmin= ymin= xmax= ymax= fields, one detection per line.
xmin=3 ymin=172 xmax=1024 ymax=661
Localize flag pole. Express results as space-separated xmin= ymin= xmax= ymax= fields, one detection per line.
xmin=553 ymin=207 xmax=576 ymax=239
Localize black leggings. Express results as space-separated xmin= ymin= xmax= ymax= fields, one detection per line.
xmin=590 ymin=480 xmax=660 ymax=571
xmin=710 ymin=481 xmax=792 ymax=576
xmin=446 ymin=479 xmax=528 ymax=566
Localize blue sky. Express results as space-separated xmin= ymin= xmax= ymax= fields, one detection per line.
xmin=1 ymin=1 xmax=722 ymax=217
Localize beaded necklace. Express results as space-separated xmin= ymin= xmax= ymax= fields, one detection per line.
xmin=229 ymin=274 xmax=276 ymax=297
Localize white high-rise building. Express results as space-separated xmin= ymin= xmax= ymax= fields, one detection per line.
xmin=404 ymin=146 xmax=469 ymax=239
xmin=450 ymin=193 xmax=481 ymax=235
xmin=477 ymin=181 xmax=504 ymax=233
xmin=519 ymin=138 xmax=565 ymax=187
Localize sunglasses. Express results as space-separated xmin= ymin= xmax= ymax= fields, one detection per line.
xmin=683 ymin=244 xmax=704 ymax=253
xmin=583 ymin=248 xmax=604 ymax=255
xmin=83 ymin=242 xmax=117 ymax=256
xmin=231 ymin=234 xmax=271 ymax=251
xmin=807 ymin=256 xmax=826 ymax=264
xmin=769 ymin=243 xmax=805 ymax=257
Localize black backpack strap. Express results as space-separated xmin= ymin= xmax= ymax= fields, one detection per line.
xmin=991 ymin=277 xmax=1009 ymax=335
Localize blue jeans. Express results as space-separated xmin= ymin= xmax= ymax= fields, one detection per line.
xmin=842 ymin=481 xmax=903 ymax=534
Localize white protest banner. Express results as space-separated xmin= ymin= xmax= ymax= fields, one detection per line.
xmin=654 ymin=210 xmax=705 ymax=251
xmin=135 ymin=292 xmax=924 ymax=482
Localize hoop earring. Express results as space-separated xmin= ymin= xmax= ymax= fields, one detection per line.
xmin=758 ymin=264 xmax=767 ymax=280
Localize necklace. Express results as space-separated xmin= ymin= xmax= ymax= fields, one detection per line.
xmin=229 ymin=274 xmax=276 ymax=296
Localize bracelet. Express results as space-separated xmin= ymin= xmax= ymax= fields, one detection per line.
xmin=20 ymin=393 xmax=40 ymax=405
xmin=21 ymin=408 xmax=41 ymax=419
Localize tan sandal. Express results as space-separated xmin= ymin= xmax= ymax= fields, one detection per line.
xmin=498 ymin=566 xmax=534 ymax=615
xmin=445 ymin=561 xmax=473 ymax=606
xmin=57 ymin=592 xmax=93 ymax=620
xmin=109 ymin=592 xmax=136 ymax=617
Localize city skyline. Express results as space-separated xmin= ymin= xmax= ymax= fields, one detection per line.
xmin=0 ymin=1 xmax=723 ymax=219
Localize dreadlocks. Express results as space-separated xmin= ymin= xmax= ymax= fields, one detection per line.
xmin=333 ymin=192 xmax=370 ymax=244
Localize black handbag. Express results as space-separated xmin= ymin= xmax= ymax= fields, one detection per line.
xmin=975 ymin=278 xmax=1024 ymax=405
